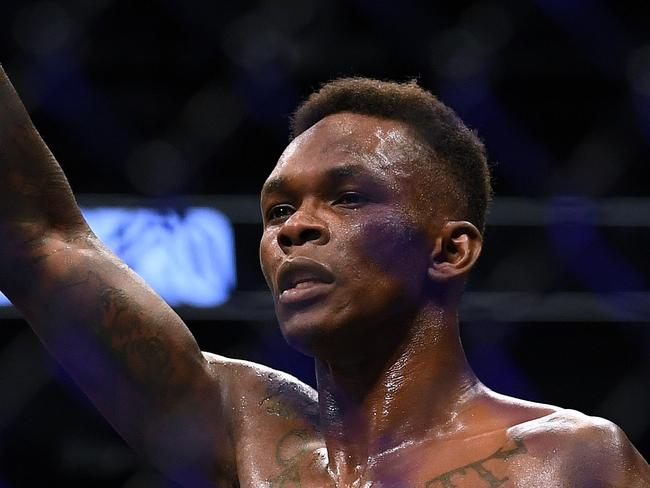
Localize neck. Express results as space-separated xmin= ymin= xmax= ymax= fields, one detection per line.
xmin=315 ymin=302 xmax=480 ymax=483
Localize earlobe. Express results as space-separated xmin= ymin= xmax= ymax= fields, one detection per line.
xmin=427 ymin=221 xmax=482 ymax=282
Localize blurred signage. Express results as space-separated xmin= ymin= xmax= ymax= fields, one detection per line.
xmin=0 ymin=204 xmax=237 ymax=308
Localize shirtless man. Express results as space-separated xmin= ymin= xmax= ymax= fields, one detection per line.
xmin=0 ymin=66 xmax=648 ymax=487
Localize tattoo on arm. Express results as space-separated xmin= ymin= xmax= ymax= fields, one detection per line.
xmin=48 ymin=268 xmax=177 ymax=397
xmin=97 ymin=280 xmax=175 ymax=391
xmin=424 ymin=438 xmax=528 ymax=488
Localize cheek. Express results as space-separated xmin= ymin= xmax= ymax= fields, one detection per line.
xmin=343 ymin=213 xmax=428 ymax=288
xmin=259 ymin=232 xmax=278 ymax=290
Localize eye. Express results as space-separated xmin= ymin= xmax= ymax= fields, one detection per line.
xmin=266 ymin=204 xmax=294 ymax=222
xmin=333 ymin=192 xmax=368 ymax=206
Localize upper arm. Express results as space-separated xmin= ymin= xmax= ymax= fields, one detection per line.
xmin=6 ymin=231 xmax=238 ymax=485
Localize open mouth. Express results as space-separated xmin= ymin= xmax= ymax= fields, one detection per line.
xmin=276 ymin=258 xmax=335 ymax=304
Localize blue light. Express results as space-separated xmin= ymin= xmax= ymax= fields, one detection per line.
xmin=0 ymin=206 xmax=236 ymax=308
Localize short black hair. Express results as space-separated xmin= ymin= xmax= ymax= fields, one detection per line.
xmin=290 ymin=77 xmax=492 ymax=233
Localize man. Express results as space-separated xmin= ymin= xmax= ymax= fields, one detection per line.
xmin=0 ymin=66 xmax=648 ymax=487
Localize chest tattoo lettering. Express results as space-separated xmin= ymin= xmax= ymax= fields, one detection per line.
xmin=424 ymin=438 xmax=528 ymax=488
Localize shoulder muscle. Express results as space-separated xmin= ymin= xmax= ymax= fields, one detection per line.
xmin=203 ymin=352 xmax=319 ymax=424
xmin=510 ymin=409 xmax=650 ymax=486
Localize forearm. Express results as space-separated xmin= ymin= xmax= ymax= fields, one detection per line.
xmin=0 ymin=65 xmax=86 ymax=249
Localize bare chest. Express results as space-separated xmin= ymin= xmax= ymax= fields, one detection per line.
xmin=234 ymin=430 xmax=570 ymax=488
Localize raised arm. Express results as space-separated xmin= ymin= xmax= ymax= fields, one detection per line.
xmin=0 ymin=65 xmax=236 ymax=485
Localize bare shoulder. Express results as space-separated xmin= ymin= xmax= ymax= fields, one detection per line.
xmin=508 ymin=408 xmax=650 ymax=487
xmin=509 ymin=407 xmax=640 ymax=457
xmin=201 ymin=352 xmax=319 ymax=424
xmin=472 ymin=391 xmax=650 ymax=486
xmin=200 ymin=353 xmax=326 ymax=487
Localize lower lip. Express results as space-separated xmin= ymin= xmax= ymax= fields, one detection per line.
xmin=279 ymin=281 xmax=332 ymax=305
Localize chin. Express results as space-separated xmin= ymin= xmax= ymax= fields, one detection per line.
xmin=277 ymin=309 xmax=359 ymax=360
xmin=279 ymin=315 xmax=334 ymax=357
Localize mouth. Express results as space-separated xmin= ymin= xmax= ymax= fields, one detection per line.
xmin=276 ymin=257 xmax=335 ymax=305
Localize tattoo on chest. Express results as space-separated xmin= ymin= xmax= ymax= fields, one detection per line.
xmin=262 ymin=381 xmax=321 ymax=487
xmin=260 ymin=380 xmax=320 ymax=423
xmin=264 ymin=428 xmax=528 ymax=488
xmin=423 ymin=438 xmax=528 ymax=488
xmin=260 ymin=392 xmax=297 ymax=420
xmin=267 ymin=429 xmax=313 ymax=488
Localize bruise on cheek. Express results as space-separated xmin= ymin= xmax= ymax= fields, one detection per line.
xmin=347 ymin=211 xmax=428 ymax=289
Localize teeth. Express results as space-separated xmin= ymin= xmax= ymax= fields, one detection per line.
xmin=282 ymin=279 xmax=319 ymax=292
xmin=294 ymin=281 xmax=314 ymax=289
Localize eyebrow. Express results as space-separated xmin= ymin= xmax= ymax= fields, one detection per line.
xmin=260 ymin=176 xmax=287 ymax=196
xmin=261 ymin=163 xmax=379 ymax=197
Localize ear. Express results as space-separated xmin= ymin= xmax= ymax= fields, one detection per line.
xmin=428 ymin=221 xmax=483 ymax=282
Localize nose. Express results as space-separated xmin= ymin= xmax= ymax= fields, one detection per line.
xmin=277 ymin=207 xmax=329 ymax=250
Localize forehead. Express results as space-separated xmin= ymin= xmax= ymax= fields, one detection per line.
xmin=263 ymin=112 xmax=419 ymax=192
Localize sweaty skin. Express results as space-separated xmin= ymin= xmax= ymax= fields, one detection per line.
xmin=1 ymin=65 xmax=649 ymax=487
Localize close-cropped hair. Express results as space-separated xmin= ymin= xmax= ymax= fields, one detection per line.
xmin=290 ymin=77 xmax=493 ymax=233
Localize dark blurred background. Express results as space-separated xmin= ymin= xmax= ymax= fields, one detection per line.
xmin=1 ymin=0 xmax=649 ymax=486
